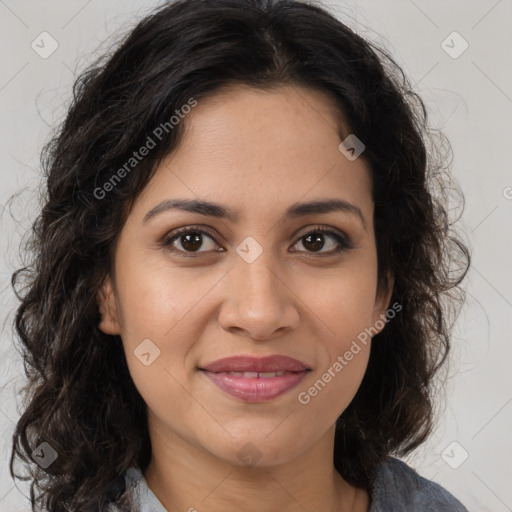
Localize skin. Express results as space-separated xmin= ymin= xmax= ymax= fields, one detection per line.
xmin=98 ymin=83 xmax=394 ymax=512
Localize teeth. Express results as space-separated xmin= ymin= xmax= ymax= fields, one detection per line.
xmin=217 ymin=371 xmax=288 ymax=378
xmin=240 ymin=372 xmax=259 ymax=378
xmin=259 ymin=371 xmax=285 ymax=378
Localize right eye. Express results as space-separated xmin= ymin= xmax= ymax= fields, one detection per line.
xmin=161 ymin=226 xmax=224 ymax=257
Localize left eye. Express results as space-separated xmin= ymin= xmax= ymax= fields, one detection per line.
xmin=291 ymin=228 xmax=352 ymax=254
xmin=162 ymin=226 xmax=352 ymax=256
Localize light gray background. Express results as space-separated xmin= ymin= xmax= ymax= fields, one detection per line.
xmin=1 ymin=1 xmax=511 ymax=510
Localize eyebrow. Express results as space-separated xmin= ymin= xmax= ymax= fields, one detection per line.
xmin=143 ymin=198 xmax=366 ymax=229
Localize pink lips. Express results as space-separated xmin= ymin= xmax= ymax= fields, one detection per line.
xmin=200 ymin=355 xmax=311 ymax=403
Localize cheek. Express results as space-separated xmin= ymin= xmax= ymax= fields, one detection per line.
xmin=292 ymin=264 xmax=376 ymax=410
xmin=114 ymin=256 xmax=221 ymax=347
xmin=128 ymin=362 xmax=186 ymax=419
xmin=297 ymin=342 xmax=371 ymax=422
xmin=297 ymin=261 xmax=379 ymax=338
xmin=114 ymin=262 xmax=221 ymax=416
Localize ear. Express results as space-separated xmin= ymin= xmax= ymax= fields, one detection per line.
xmin=370 ymin=271 xmax=395 ymax=336
xmin=97 ymin=277 xmax=122 ymax=335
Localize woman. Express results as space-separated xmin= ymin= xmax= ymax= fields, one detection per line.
xmin=10 ymin=0 xmax=471 ymax=510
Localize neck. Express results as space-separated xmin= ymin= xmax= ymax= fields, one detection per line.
xmin=143 ymin=421 xmax=367 ymax=512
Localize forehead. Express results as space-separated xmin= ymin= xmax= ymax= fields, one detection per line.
xmin=135 ymin=84 xmax=373 ymax=224
xmin=178 ymin=83 xmax=350 ymax=158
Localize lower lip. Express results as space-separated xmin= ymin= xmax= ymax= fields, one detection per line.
xmin=201 ymin=370 xmax=309 ymax=402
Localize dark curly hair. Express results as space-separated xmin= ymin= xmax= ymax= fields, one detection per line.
xmin=9 ymin=0 xmax=470 ymax=510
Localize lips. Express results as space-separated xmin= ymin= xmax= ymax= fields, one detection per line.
xmin=199 ymin=355 xmax=311 ymax=402
xmin=200 ymin=355 xmax=311 ymax=373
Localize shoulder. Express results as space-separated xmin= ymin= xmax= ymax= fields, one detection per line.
xmin=369 ymin=456 xmax=468 ymax=512
xmin=112 ymin=460 xmax=469 ymax=512
xmin=106 ymin=467 xmax=166 ymax=512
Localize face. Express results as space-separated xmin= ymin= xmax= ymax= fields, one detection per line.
xmin=98 ymin=84 xmax=393 ymax=467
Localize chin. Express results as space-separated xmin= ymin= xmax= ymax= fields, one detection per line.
xmin=205 ymin=431 xmax=309 ymax=469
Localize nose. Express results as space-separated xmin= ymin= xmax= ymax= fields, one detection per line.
xmin=217 ymin=250 xmax=301 ymax=341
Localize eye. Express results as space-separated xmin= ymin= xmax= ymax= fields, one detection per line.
xmin=290 ymin=226 xmax=353 ymax=255
xmin=161 ymin=226 xmax=223 ymax=257
xmin=161 ymin=225 xmax=354 ymax=258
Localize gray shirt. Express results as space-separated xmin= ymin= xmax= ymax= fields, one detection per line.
xmin=117 ymin=456 xmax=469 ymax=511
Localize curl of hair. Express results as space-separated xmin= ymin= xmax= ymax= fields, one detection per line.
xmin=10 ymin=0 xmax=470 ymax=509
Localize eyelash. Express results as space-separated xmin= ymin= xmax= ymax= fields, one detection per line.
xmin=161 ymin=224 xmax=354 ymax=258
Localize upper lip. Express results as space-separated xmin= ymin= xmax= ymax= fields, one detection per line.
xmin=200 ymin=355 xmax=311 ymax=373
